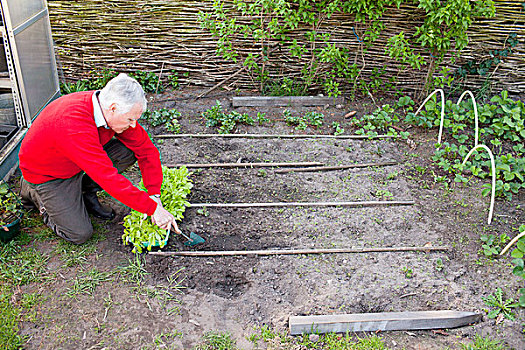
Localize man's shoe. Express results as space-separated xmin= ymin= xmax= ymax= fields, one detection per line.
xmin=83 ymin=191 xmax=115 ymax=220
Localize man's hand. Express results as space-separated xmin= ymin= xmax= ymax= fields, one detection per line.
xmin=151 ymin=203 xmax=181 ymax=234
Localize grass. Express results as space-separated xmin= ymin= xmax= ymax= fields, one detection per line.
xmin=460 ymin=335 xmax=505 ymax=350
xmin=248 ymin=326 xmax=392 ymax=350
xmin=195 ymin=331 xmax=238 ymax=350
xmin=66 ymin=268 xmax=113 ymax=298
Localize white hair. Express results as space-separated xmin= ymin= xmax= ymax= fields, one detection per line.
xmin=99 ymin=73 xmax=147 ymax=114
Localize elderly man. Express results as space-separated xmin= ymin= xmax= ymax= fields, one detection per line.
xmin=19 ymin=73 xmax=179 ymax=244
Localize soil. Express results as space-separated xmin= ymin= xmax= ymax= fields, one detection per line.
xmin=14 ymin=87 xmax=525 ymax=349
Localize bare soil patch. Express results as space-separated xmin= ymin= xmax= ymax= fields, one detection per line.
xmin=14 ymin=88 xmax=525 ymax=349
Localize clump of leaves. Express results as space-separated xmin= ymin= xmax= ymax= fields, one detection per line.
xmin=482 ymin=287 xmax=516 ymax=321
xmin=351 ymin=100 xmax=410 ymax=139
xmin=122 ymin=166 xmax=192 ymax=253
xmin=285 ymin=111 xmax=324 ymax=130
xmin=129 ymin=70 xmax=162 ymax=93
xmin=142 ymin=108 xmax=182 ymax=133
xmin=202 ymin=100 xmax=254 ymax=134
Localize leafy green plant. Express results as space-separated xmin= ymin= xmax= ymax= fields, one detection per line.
xmin=480 ymin=234 xmax=509 ymax=257
xmin=351 ymin=102 xmax=409 ymax=139
xmin=482 ymin=288 xmax=517 ymax=321
xmin=129 ymin=70 xmax=162 ymax=93
xmin=60 ymin=80 xmax=89 ymax=95
xmin=122 ymin=166 xmax=192 ymax=253
xmin=88 ymin=68 xmax=119 ymax=90
xmin=0 ymin=182 xmax=23 ymax=228
xmin=142 ymin=108 xmax=182 ymax=134
xmin=285 ymin=111 xmax=324 ymax=130
xmin=332 ymin=122 xmax=344 ymax=136
xmin=166 ymin=70 xmax=180 ymax=89
xmin=202 ymin=101 xmax=254 ymax=133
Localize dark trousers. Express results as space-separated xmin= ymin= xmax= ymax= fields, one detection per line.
xmin=20 ymin=139 xmax=137 ymax=244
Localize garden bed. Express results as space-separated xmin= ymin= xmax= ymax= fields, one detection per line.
xmin=5 ymin=87 xmax=524 ymax=349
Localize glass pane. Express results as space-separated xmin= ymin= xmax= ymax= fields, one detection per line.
xmin=13 ymin=14 xmax=57 ymax=119
xmin=4 ymin=0 xmax=46 ymax=29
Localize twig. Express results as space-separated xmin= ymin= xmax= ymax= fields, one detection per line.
xmin=149 ymin=246 xmax=449 ymax=257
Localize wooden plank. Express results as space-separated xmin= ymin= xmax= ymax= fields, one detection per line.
xmin=232 ymin=96 xmax=344 ymax=107
xmin=166 ymin=161 xmax=324 ymax=168
xmin=149 ymin=246 xmax=449 ymax=257
xmin=155 ymin=133 xmax=395 ymax=140
xmin=289 ymin=310 xmax=481 ymax=334
xmin=188 ymin=200 xmax=414 ymax=208
xmin=275 ymin=161 xmax=398 ymax=173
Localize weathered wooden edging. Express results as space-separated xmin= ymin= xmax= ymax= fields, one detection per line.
xmin=289 ymin=310 xmax=481 ymax=334
xmin=149 ymin=246 xmax=448 ymax=257
xmin=155 ymin=133 xmax=395 ymax=139
xmin=232 ymin=96 xmax=344 ymax=107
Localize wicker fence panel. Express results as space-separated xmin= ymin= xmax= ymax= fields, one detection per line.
xmin=48 ymin=0 xmax=525 ymax=94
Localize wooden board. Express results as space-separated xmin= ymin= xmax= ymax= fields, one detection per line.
xmin=289 ymin=310 xmax=481 ymax=334
xmin=232 ymin=96 xmax=344 ymax=107
xmin=188 ymin=200 xmax=414 ymax=208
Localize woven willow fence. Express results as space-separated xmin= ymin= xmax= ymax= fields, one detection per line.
xmin=48 ymin=0 xmax=525 ymax=95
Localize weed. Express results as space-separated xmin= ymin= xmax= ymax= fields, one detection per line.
xmin=435 ymin=258 xmax=445 ymax=272
xmin=197 ymin=207 xmax=210 ymax=217
xmin=0 ymin=289 xmax=25 ymax=349
xmin=482 ymin=288 xmax=516 ymax=321
xmin=401 ymin=266 xmax=413 ymax=278
xmin=257 ymin=169 xmax=267 ymax=177
xmin=375 ymin=189 xmax=393 ymax=199
xmin=166 ymin=70 xmax=180 ymax=89
xmin=332 ymin=122 xmax=345 ymax=136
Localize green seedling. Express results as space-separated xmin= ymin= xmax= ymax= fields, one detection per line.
xmin=482 ymin=288 xmax=516 ymax=321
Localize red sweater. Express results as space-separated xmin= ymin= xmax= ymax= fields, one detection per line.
xmin=19 ymin=91 xmax=161 ymax=215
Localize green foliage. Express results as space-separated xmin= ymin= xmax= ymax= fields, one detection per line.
xmin=0 ymin=182 xmax=22 ymax=227
xmin=129 ymin=71 xmax=162 ymax=93
xmin=88 ymin=69 xmax=119 ymax=90
xmin=285 ymin=111 xmax=324 ymax=130
xmin=202 ymin=101 xmax=255 ymax=133
xmin=265 ymin=77 xmax=307 ymax=96
xmin=122 ymin=166 xmax=192 ymax=253
xmin=142 ymin=108 xmax=182 ymax=133
xmin=482 ymin=287 xmax=516 ymax=321
xmin=409 ymin=91 xmax=525 ymax=200
xmin=351 ymin=101 xmax=409 ymax=139
xmin=456 ymin=33 xmax=519 ymax=79
xmin=195 ymin=331 xmax=237 ymax=350
xmin=166 ymin=70 xmax=180 ymax=89
xmin=510 ymin=225 xmax=525 ymax=307
xmin=415 ymin=0 xmax=495 ymax=58
xmin=479 ymin=234 xmax=509 ymax=257
xmin=385 ymin=32 xmax=426 ymax=70
xmin=332 ymin=121 xmax=345 ymax=136
xmin=460 ymin=335 xmax=505 ymax=350
xmin=60 ymin=80 xmax=89 ymax=95
xmin=0 ymin=289 xmax=25 ymax=350
xmin=66 ymin=268 xmax=113 ymax=297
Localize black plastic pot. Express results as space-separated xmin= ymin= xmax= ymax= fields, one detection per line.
xmin=0 ymin=213 xmax=22 ymax=242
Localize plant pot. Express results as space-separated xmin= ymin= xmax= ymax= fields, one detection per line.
xmin=0 ymin=213 xmax=23 ymax=242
